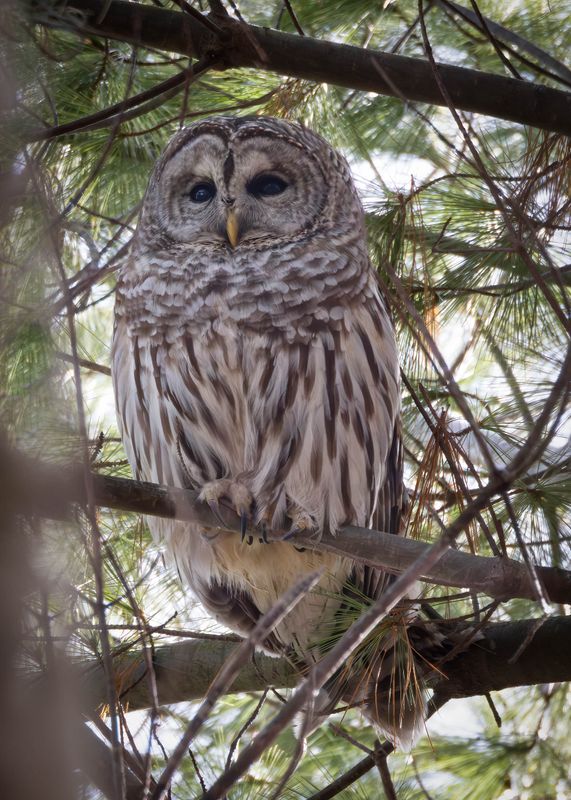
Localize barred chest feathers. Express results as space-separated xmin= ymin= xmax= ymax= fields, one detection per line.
xmin=113 ymin=257 xmax=399 ymax=651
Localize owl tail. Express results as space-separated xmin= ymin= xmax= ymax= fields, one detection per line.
xmin=359 ymin=645 xmax=429 ymax=750
xmin=296 ymin=606 xmax=471 ymax=749
xmin=295 ymin=646 xmax=428 ymax=751
xmin=315 ymin=609 xmax=448 ymax=750
xmin=343 ymin=617 xmax=432 ymax=749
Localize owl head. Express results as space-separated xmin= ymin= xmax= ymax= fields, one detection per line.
xmin=136 ymin=116 xmax=364 ymax=253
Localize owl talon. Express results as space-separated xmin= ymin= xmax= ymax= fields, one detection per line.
xmin=206 ymin=499 xmax=227 ymax=529
xmin=199 ymin=479 xmax=254 ymax=541
xmin=280 ymin=525 xmax=300 ymax=541
xmin=240 ymin=512 xmax=249 ymax=542
xmin=259 ymin=522 xmax=269 ymax=544
xmin=285 ymin=505 xmax=316 ymax=541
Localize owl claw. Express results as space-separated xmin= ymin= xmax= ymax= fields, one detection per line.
xmin=206 ymin=499 xmax=227 ymax=529
xmin=281 ymin=525 xmax=301 ymax=541
xmin=240 ymin=512 xmax=249 ymax=543
xmin=254 ymin=521 xmax=269 ymax=544
xmin=284 ymin=505 xmax=315 ymax=541
xmin=199 ymin=479 xmax=254 ymax=542
xmin=259 ymin=522 xmax=269 ymax=544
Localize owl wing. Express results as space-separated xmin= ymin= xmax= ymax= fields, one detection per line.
xmin=360 ymin=418 xmax=406 ymax=600
xmin=345 ymin=286 xmax=406 ymax=602
xmin=194 ymin=576 xmax=283 ymax=652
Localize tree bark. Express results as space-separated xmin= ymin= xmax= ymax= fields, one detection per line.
xmin=79 ymin=616 xmax=571 ymax=713
xmin=15 ymin=459 xmax=571 ymax=605
xmin=29 ymin=0 xmax=571 ymax=135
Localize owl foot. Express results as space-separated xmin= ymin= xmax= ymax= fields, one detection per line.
xmin=283 ymin=505 xmax=315 ymax=543
xmin=258 ymin=521 xmax=269 ymax=545
xmin=199 ymin=480 xmax=254 ymax=544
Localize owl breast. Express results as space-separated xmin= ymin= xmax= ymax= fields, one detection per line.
xmin=112 ymin=247 xmax=399 ymax=653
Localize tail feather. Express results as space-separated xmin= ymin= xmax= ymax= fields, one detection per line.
xmin=298 ymin=608 xmax=465 ymax=749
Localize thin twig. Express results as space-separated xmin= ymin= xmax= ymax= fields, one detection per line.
xmin=56 ymin=352 xmax=111 ymax=376
xmin=225 ymin=689 xmax=268 ymax=770
xmin=282 ymin=0 xmax=305 ymax=36
xmin=150 ymin=570 xmax=323 ymax=800
xmin=374 ymin=750 xmax=398 ymax=800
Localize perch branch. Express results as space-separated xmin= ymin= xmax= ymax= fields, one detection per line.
xmin=15 ymin=463 xmax=571 ymax=605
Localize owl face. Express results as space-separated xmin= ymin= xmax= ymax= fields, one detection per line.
xmin=140 ymin=117 xmax=358 ymax=251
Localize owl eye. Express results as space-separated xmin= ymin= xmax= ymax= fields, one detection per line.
xmin=247 ymin=174 xmax=288 ymax=198
xmin=188 ymin=182 xmax=216 ymax=203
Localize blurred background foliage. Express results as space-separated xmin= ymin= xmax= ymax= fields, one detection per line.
xmin=1 ymin=0 xmax=570 ymax=797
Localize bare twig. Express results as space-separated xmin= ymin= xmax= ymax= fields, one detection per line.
xmin=56 ymin=352 xmax=111 ymax=376
xmin=435 ymin=0 xmax=571 ymax=85
xmin=467 ymin=0 xmax=521 ymax=79
xmin=225 ymin=690 xmax=268 ymax=770
xmin=27 ymin=58 xmax=215 ymax=141
xmin=375 ymin=751 xmax=398 ymax=800
xmin=282 ymin=0 xmax=305 ymax=36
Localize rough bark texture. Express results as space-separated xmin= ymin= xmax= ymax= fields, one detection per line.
xmin=433 ymin=616 xmax=571 ymax=700
xmin=79 ymin=616 xmax=571 ymax=713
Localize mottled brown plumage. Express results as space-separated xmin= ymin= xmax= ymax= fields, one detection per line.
xmin=112 ymin=116 xmax=423 ymax=745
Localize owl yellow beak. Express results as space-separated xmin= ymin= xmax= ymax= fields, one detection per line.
xmin=226 ymin=210 xmax=239 ymax=248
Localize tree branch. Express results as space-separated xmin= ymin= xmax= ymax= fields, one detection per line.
xmin=81 ymin=637 xmax=298 ymax=714
xmin=29 ymin=0 xmax=571 ymax=135
xmin=80 ymin=616 xmax=571 ymax=713
xmin=17 ymin=462 xmax=571 ymax=605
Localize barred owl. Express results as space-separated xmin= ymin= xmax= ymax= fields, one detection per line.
xmin=112 ymin=116 xmax=423 ymax=745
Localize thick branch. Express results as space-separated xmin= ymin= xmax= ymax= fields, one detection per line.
xmin=433 ymin=616 xmax=571 ymax=701
xmin=81 ymin=637 xmax=298 ymax=714
xmin=30 ymin=0 xmax=571 ymax=135
xmin=81 ymin=617 xmax=571 ymax=713
xmin=23 ymin=466 xmax=571 ymax=605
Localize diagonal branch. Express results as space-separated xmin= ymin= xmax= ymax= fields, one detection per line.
xmin=28 ymin=0 xmax=571 ymax=135
xmin=435 ymin=0 xmax=571 ymax=85
xmin=28 ymin=57 xmax=217 ymax=141
xmin=15 ymin=461 xmax=571 ymax=605
xmin=150 ymin=570 xmax=322 ymax=799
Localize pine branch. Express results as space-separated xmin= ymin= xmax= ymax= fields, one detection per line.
xmin=12 ymin=458 xmax=571 ymax=605
xmin=28 ymin=0 xmax=571 ymax=135
xmin=32 ymin=470 xmax=571 ymax=603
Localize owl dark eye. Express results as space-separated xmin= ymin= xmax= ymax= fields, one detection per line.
xmin=247 ymin=174 xmax=288 ymax=198
xmin=189 ymin=182 xmax=216 ymax=203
